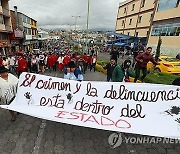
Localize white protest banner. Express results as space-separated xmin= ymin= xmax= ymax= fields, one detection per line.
xmin=1 ymin=72 xmax=180 ymax=138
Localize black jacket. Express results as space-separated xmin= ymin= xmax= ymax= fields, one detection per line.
xmin=104 ymin=63 xmax=117 ymax=76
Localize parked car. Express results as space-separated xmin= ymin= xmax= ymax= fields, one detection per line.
xmin=147 ymin=56 xmax=180 ymax=74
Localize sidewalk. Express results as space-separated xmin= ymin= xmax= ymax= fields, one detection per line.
xmin=0 ymin=70 xmax=179 ymax=154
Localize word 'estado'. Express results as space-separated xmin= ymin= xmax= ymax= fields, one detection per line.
xmin=74 ymin=97 xmax=114 ymax=115
xmin=55 ymin=111 xmax=131 ymax=129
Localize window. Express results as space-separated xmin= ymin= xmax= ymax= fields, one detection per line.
xmin=135 ymin=32 xmax=139 ymax=37
xmin=175 ymin=27 xmax=180 ymax=36
xmin=176 ymin=0 xmax=180 ymax=7
xmin=132 ymin=4 xmax=135 ymax=11
xmin=141 ymin=0 xmax=146 ymax=7
xmin=147 ymin=31 xmax=149 ymax=36
xmin=28 ymin=28 xmax=31 ymax=35
xmin=122 ymin=20 xmax=125 ymax=27
xmin=158 ymin=0 xmax=178 ymax=12
xmin=27 ymin=18 xmax=30 ymax=24
xmin=138 ymin=16 xmax=142 ymax=23
xmin=150 ymin=14 xmax=153 ymax=22
xmin=24 ymin=27 xmax=26 ymax=33
xmin=0 ymin=33 xmax=9 ymax=40
xmin=124 ymin=7 xmax=127 ymax=13
xmin=129 ymin=19 xmax=132 ymax=25
xmin=127 ymin=32 xmax=130 ymax=36
xmin=0 ymin=15 xmax=4 ymax=24
xmin=151 ymin=23 xmax=180 ymax=36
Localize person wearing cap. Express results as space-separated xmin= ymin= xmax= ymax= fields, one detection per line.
xmin=112 ymin=59 xmax=134 ymax=82
xmin=64 ymin=61 xmax=83 ymax=81
xmin=0 ymin=66 xmax=18 ymax=122
xmin=134 ymin=47 xmax=159 ymax=83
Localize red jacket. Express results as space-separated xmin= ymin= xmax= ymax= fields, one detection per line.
xmin=52 ymin=54 xmax=58 ymax=66
xmin=135 ymin=52 xmax=158 ymax=68
xmin=82 ymin=55 xmax=88 ymax=63
xmin=47 ymin=55 xmax=54 ymax=67
xmin=0 ymin=59 xmax=2 ymax=67
xmin=63 ymin=56 xmax=70 ymax=66
xmin=17 ymin=58 xmax=27 ymax=72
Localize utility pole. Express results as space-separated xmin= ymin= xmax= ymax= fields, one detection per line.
xmin=85 ymin=0 xmax=90 ymax=53
xmin=72 ymin=16 xmax=81 ymax=34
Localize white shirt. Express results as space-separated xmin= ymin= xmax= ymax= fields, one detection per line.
xmin=8 ymin=57 xmax=15 ymax=66
xmin=2 ymin=59 xmax=9 ymax=69
xmin=92 ymin=57 xmax=97 ymax=64
xmin=0 ymin=73 xmax=19 ymax=104
xmin=57 ymin=57 xmax=64 ymax=64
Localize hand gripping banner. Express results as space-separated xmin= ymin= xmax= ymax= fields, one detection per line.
xmin=1 ymin=72 xmax=180 ymax=138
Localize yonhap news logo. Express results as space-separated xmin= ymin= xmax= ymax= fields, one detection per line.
xmin=108 ymin=132 xmax=180 ymax=148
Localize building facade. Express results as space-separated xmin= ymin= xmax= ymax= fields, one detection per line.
xmin=11 ymin=6 xmax=38 ymax=53
xmin=116 ymin=0 xmax=180 ymax=56
xmin=148 ymin=0 xmax=180 ymax=56
xmin=0 ymin=0 xmax=12 ymax=55
xmin=116 ymin=0 xmax=156 ymax=38
xmin=30 ymin=18 xmax=38 ymax=50
xmin=10 ymin=10 xmax=24 ymax=53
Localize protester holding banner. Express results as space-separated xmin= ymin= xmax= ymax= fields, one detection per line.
xmin=0 ymin=66 xmax=18 ymax=122
xmin=112 ymin=59 xmax=134 ymax=82
xmin=64 ymin=61 xmax=84 ymax=81
xmin=134 ymin=47 xmax=159 ymax=83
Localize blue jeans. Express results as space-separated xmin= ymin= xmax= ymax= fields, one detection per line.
xmin=107 ymin=75 xmax=112 ymax=82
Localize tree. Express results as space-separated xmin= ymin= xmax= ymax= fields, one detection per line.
xmin=155 ymin=35 xmax=162 ymax=61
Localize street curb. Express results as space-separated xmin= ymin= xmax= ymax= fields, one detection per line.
xmin=96 ymin=64 xmax=141 ymax=83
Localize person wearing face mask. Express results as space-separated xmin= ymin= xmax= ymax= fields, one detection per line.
xmin=134 ymin=47 xmax=159 ymax=83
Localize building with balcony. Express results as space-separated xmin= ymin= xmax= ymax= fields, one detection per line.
xmin=116 ymin=0 xmax=156 ymax=39
xmin=31 ymin=18 xmax=38 ymax=47
xmin=10 ymin=10 xmax=24 ymax=53
xmin=148 ymin=0 xmax=180 ymax=56
xmin=11 ymin=6 xmax=38 ymax=52
xmin=38 ymin=29 xmax=49 ymax=49
xmin=116 ymin=0 xmax=180 ymax=56
xmin=0 ymin=0 xmax=12 ymax=55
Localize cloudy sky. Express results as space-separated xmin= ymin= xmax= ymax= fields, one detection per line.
xmin=9 ymin=0 xmax=125 ymax=30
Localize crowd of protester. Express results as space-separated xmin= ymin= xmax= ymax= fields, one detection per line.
xmin=0 ymin=48 xmax=98 ymax=81
xmin=0 ymin=40 xmax=180 ymax=122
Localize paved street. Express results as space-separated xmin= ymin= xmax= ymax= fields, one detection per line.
xmin=0 ymin=69 xmax=180 ymax=154
xmin=98 ymin=52 xmax=133 ymax=64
